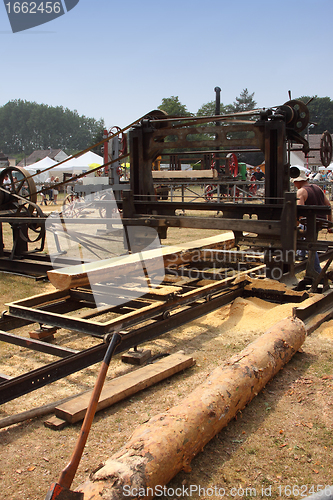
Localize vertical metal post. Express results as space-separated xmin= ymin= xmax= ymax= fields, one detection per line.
xmin=103 ymin=129 xmax=109 ymax=175
xmin=0 ymin=222 xmax=3 ymax=257
xmin=129 ymin=124 xmax=155 ymax=203
xmin=264 ymin=120 xmax=289 ymax=204
xmin=214 ymin=87 xmax=221 ymax=174
xmin=110 ymin=136 xmax=121 ymax=201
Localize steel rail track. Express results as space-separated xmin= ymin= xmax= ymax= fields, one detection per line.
xmin=0 ymin=283 xmax=244 ymax=404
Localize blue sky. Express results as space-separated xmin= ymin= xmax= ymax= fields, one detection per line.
xmin=1 ymin=0 xmax=332 ymax=130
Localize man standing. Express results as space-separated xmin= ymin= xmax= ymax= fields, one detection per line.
xmin=293 ymin=170 xmax=332 ymax=273
xmin=293 ymin=171 xmax=331 ymax=216
xmin=253 ymin=166 xmax=265 ymax=181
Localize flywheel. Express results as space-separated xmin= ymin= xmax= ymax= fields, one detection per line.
xmin=320 ymin=130 xmax=332 ymax=167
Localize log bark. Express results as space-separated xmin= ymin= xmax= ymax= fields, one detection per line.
xmin=77 ymin=316 xmax=306 ymax=499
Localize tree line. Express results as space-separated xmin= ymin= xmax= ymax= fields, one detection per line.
xmin=0 ymin=99 xmax=105 ymax=156
xmin=158 ymin=90 xmax=333 ymax=134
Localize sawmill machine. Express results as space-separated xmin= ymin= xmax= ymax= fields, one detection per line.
xmin=120 ymin=99 xmax=333 ymax=282
xmin=0 ymin=98 xmax=332 ymax=283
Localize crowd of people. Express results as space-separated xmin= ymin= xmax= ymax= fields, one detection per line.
xmin=307 ymin=170 xmax=333 ymax=182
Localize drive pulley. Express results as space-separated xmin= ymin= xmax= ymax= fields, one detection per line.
xmin=320 ymin=130 xmax=333 ymax=167
xmin=0 ymin=166 xmax=45 ymax=251
xmin=0 ymin=166 xmax=37 ymax=212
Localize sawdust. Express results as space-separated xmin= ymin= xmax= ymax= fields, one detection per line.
xmin=244 ymin=277 xmax=303 ymax=293
xmin=203 ymin=296 xmax=300 ymax=343
xmin=315 ymin=318 xmax=333 ymax=340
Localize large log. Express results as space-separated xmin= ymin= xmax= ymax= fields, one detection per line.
xmin=47 ymin=233 xmax=234 ymax=290
xmin=77 ymin=316 xmax=306 ymax=499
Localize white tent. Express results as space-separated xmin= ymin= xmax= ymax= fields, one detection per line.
xmin=319 ymin=165 xmax=333 ymax=171
xmin=24 ymin=156 xmax=57 ymax=171
xmin=73 ymin=151 xmax=103 ymax=166
xmin=50 ymin=158 xmax=82 ymax=173
xmin=23 ymin=157 xmax=58 ymax=183
xmin=15 ymin=152 xmax=104 ymax=184
xmin=51 ymin=152 xmax=104 ymax=174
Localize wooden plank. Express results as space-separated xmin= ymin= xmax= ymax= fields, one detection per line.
xmin=152 ymin=170 xmax=215 ymax=179
xmin=44 ymin=416 xmax=68 ymax=430
xmin=55 ymin=351 xmax=195 ymax=424
xmin=47 ymin=233 xmax=235 ymax=290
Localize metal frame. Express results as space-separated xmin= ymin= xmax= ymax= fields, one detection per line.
xmin=1 ymin=273 xmax=253 ymax=404
xmin=117 ymin=103 xmax=332 ymax=280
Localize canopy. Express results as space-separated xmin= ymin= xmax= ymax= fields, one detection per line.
xmin=51 ymin=152 xmax=104 ymax=174
xmin=26 ymin=156 xmax=58 ymax=171
xmin=73 ymin=151 xmax=103 ymax=166
xmin=319 ymin=165 xmax=333 ymax=171
xmin=23 ymin=157 xmax=58 ymax=183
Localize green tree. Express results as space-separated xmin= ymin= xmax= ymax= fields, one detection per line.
xmin=156 ymin=96 xmax=192 ymax=154
xmin=229 ymin=88 xmax=257 ymax=112
xmin=158 ymin=96 xmax=192 ymax=117
xmin=0 ymin=99 xmax=105 ymax=155
xmin=298 ymin=96 xmax=333 ymax=135
xmin=90 ymin=126 xmax=106 ymax=155
xmin=197 ymin=100 xmax=228 ymax=117
xmin=194 ymin=100 xmax=228 ymax=145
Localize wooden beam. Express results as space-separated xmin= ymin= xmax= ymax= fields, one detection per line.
xmin=47 ymin=233 xmax=235 ymax=290
xmin=55 ymin=351 xmax=195 ymax=424
xmin=152 ymin=170 xmax=216 ymax=179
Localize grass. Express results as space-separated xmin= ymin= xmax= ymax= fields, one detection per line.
xmin=0 ymin=272 xmax=43 ymax=303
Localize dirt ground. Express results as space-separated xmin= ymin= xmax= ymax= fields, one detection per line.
xmin=1 ymin=225 xmax=333 ymax=500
